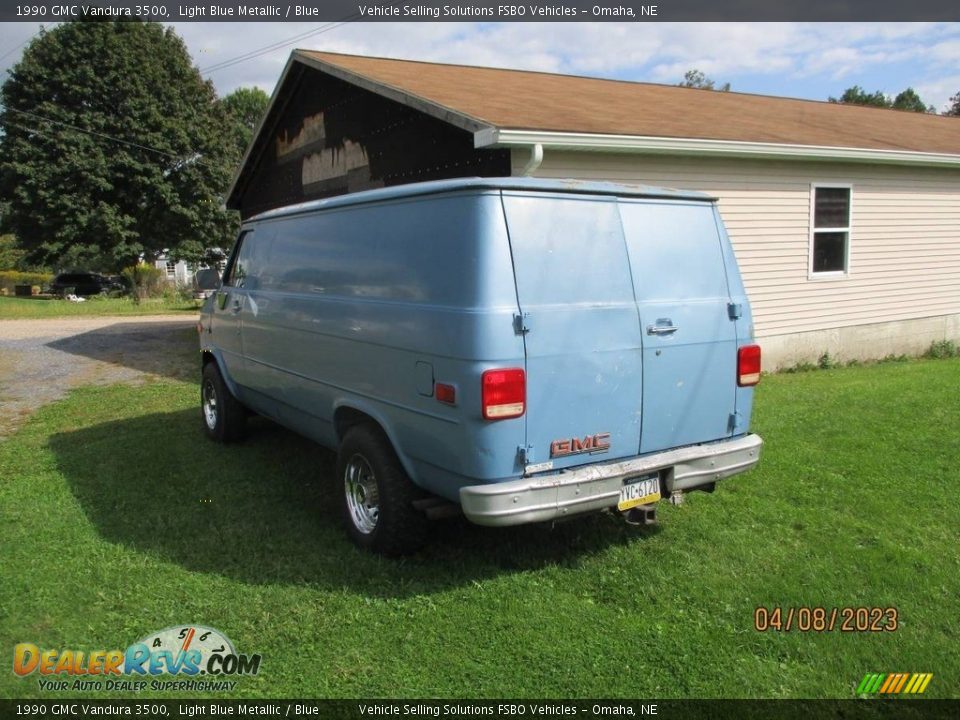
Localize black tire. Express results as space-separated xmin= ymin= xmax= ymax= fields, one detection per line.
xmin=337 ymin=424 xmax=428 ymax=556
xmin=200 ymin=361 xmax=246 ymax=443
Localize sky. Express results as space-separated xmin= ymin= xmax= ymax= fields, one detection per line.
xmin=0 ymin=21 xmax=959 ymax=111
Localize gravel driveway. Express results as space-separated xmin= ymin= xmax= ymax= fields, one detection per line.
xmin=0 ymin=315 xmax=198 ymax=437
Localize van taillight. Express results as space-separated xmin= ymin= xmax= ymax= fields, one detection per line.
xmin=481 ymin=368 xmax=525 ymax=420
xmin=738 ymin=345 xmax=761 ymax=386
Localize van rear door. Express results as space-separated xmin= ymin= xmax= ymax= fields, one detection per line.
xmin=618 ymin=199 xmax=738 ymax=454
xmin=501 ymin=191 xmax=644 ymax=472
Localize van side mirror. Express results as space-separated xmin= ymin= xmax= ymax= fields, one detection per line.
xmin=195 ymin=268 xmax=222 ymax=291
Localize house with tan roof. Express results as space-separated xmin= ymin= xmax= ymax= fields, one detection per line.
xmin=227 ymin=51 xmax=960 ymax=367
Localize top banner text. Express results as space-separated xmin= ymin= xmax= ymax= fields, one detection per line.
xmin=3 ymin=1 xmax=959 ymax=22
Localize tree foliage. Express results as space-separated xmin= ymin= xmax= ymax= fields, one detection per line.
xmin=0 ymin=19 xmax=238 ymax=270
xmin=946 ymin=92 xmax=960 ymax=116
xmin=829 ymin=85 xmax=890 ymax=108
xmin=891 ymin=88 xmax=933 ymax=113
xmin=828 ymin=85 xmax=933 ymax=113
xmin=219 ymin=86 xmax=270 ymax=165
xmin=678 ymin=69 xmax=730 ymax=92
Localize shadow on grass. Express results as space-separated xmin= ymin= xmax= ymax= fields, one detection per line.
xmin=46 ymin=321 xmax=198 ymax=381
xmin=50 ymin=408 xmax=655 ymax=596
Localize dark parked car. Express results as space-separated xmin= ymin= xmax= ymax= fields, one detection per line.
xmin=50 ymin=272 xmax=124 ymax=297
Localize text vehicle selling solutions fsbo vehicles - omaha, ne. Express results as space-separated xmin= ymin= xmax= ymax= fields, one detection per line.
xmin=196 ymin=177 xmax=763 ymax=554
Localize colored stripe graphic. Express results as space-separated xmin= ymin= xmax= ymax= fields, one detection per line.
xmin=859 ymin=672 xmax=932 ymax=694
xmin=858 ymin=673 xmax=880 ymax=693
xmin=893 ymin=674 xmax=908 ymax=693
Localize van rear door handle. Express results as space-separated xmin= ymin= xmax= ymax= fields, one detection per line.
xmin=647 ymin=321 xmax=678 ymax=335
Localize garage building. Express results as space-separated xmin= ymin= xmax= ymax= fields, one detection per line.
xmin=227 ymin=51 xmax=960 ymax=367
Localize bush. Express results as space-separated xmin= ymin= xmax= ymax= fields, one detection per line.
xmin=175 ymin=284 xmax=198 ymax=303
xmin=0 ymin=235 xmax=26 ymax=269
xmin=879 ymin=353 xmax=909 ymax=364
xmin=121 ymin=263 xmax=168 ymax=300
xmin=781 ymin=359 xmax=818 ymax=373
xmin=924 ymin=340 xmax=958 ymax=359
xmin=0 ymin=270 xmax=53 ymax=293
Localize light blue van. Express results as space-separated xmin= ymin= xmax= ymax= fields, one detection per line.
xmin=197 ymin=178 xmax=762 ymax=554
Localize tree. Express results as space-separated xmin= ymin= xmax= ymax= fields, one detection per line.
xmin=829 ymin=85 xmax=933 ymax=113
xmin=0 ymin=19 xmax=237 ymax=270
xmin=892 ymin=88 xmax=934 ymax=113
xmin=678 ymin=69 xmax=731 ymax=92
xmin=220 ymin=86 xmax=270 ymax=165
xmin=828 ymin=85 xmax=891 ymax=108
xmin=946 ymin=92 xmax=960 ymax=116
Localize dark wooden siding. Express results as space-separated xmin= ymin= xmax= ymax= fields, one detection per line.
xmin=231 ymin=64 xmax=510 ymax=218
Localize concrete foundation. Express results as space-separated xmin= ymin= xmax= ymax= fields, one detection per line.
xmin=759 ymin=314 xmax=960 ymax=370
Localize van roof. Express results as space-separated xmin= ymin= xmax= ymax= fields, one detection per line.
xmin=245 ymin=177 xmax=714 ymax=223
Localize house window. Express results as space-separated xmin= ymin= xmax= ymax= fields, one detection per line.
xmin=165 ymin=260 xmax=176 ymax=277
xmin=810 ymin=185 xmax=851 ymax=276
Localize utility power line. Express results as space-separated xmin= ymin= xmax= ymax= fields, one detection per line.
xmin=196 ymin=0 xmax=411 ymax=77
xmin=5 ymin=106 xmax=184 ymax=159
xmin=199 ymin=17 xmax=362 ymax=75
xmin=0 ymin=23 xmax=55 ymax=66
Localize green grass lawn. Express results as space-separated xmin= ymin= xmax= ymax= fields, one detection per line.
xmin=0 ymin=359 xmax=958 ymax=699
xmin=0 ymin=295 xmax=201 ymax=318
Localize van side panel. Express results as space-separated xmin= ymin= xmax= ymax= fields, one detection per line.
xmin=235 ymin=192 xmax=526 ymax=500
xmin=619 ymin=200 xmax=739 ymax=454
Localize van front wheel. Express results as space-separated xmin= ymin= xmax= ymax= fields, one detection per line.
xmin=201 ymin=362 xmax=246 ymax=443
xmin=338 ymin=425 xmax=427 ymax=555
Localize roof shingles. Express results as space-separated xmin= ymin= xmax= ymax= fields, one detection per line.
xmin=300 ymin=50 xmax=960 ymax=155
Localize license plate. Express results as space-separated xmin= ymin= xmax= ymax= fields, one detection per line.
xmin=618 ymin=473 xmax=661 ymax=511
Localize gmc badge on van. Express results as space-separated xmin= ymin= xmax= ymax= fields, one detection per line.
xmin=550 ymin=433 xmax=612 ymax=458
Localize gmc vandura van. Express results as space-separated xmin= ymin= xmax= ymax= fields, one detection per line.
xmin=198 ymin=178 xmax=762 ymax=554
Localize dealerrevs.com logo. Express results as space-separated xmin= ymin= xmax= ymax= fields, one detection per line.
xmin=13 ymin=625 xmax=262 ymax=692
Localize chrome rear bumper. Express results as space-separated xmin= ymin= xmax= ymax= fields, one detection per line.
xmin=460 ymin=434 xmax=762 ymax=527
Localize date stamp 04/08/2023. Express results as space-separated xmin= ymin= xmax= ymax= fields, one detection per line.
xmin=754 ymin=606 xmax=899 ymax=633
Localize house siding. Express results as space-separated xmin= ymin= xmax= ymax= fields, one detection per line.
xmin=514 ymin=150 xmax=960 ymax=367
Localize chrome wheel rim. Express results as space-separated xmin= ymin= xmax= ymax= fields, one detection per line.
xmin=202 ymin=379 xmax=218 ymax=430
xmin=344 ymin=454 xmax=379 ymax=535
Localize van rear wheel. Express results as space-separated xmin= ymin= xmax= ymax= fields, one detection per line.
xmin=201 ymin=362 xmax=246 ymax=443
xmin=338 ymin=425 xmax=427 ymax=556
